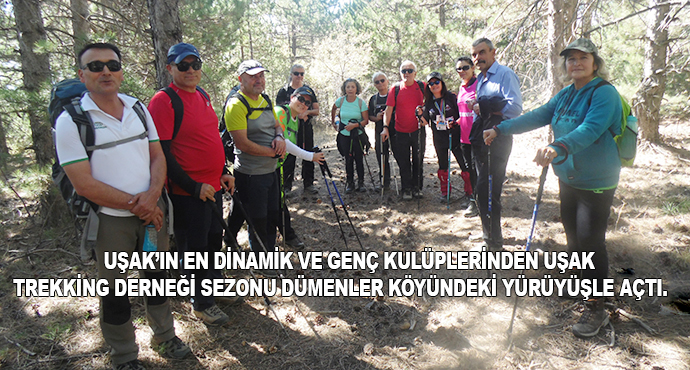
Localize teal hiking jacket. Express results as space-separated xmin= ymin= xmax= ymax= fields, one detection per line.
xmin=497 ymin=77 xmax=622 ymax=191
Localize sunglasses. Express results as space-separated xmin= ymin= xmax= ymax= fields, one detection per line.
xmin=374 ymin=79 xmax=386 ymax=84
xmin=175 ymin=60 xmax=203 ymax=71
xmin=82 ymin=60 xmax=122 ymax=73
xmin=293 ymin=71 xmax=305 ymax=76
xmin=456 ymin=65 xmax=471 ymax=72
xmin=297 ymin=95 xmax=312 ymax=107
xmin=401 ymin=69 xmax=415 ymax=74
xmin=428 ymin=80 xmax=442 ymax=86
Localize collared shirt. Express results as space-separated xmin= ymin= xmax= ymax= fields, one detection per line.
xmin=475 ymin=61 xmax=523 ymax=120
xmin=55 ymin=93 xmax=158 ymax=217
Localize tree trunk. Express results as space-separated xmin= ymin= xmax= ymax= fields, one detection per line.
xmin=14 ymin=0 xmax=52 ymax=166
xmin=439 ymin=3 xmax=445 ymax=28
xmin=71 ymin=0 xmax=90 ymax=66
xmin=146 ymin=0 xmax=182 ymax=89
xmin=632 ymin=0 xmax=669 ymax=143
xmin=546 ymin=0 xmax=576 ymax=97
xmin=0 ymin=115 xmax=8 ymax=156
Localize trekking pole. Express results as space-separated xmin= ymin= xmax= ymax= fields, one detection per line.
xmin=447 ymin=130 xmax=452 ymax=210
xmin=316 ymin=148 xmax=365 ymax=251
xmin=487 ymin=145 xmax=492 ymax=246
xmin=207 ymin=196 xmax=287 ymax=333
xmin=316 ymin=150 xmax=350 ymax=250
xmin=387 ymin=137 xmax=399 ymax=196
xmin=380 ymin=136 xmax=386 ymax=200
xmin=506 ymin=165 xmax=549 ymax=344
xmin=359 ymin=131 xmax=377 ymax=190
xmin=416 ymin=106 xmax=424 ymax=210
xmin=280 ymin=165 xmax=286 ymax=250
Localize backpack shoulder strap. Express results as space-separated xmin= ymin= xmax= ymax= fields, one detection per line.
xmin=587 ymin=79 xmax=610 ymax=105
xmin=261 ymin=93 xmax=273 ymax=110
xmin=196 ymin=86 xmax=210 ymax=102
xmin=394 ymin=83 xmax=401 ymax=103
xmin=131 ymin=101 xmax=149 ymax=132
xmin=64 ymin=97 xmax=96 ymax=159
xmin=233 ymin=92 xmax=252 ymax=119
xmin=161 ymin=87 xmax=183 ymax=140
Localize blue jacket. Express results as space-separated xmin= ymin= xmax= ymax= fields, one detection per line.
xmin=496 ymin=77 xmax=622 ymax=190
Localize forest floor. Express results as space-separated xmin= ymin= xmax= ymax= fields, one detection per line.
xmin=1 ymin=119 xmax=690 ymax=370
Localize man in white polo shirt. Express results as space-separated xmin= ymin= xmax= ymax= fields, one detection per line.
xmin=54 ymin=43 xmax=190 ymax=370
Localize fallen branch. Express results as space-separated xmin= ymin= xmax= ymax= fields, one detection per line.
xmin=5 ymin=337 xmax=36 ymax=356
xmin=0 ymin=166 xmax=33 ymax=219
xmin=606 ymin=303 xmax=658 ymax=335
xmin=7 ymin=248 xmax=81 ymax=263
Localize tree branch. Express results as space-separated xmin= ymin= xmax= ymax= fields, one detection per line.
xmin=584 ymin=1 xmax=687 ymax=37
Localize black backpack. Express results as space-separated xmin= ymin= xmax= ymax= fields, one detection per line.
xmin=218 ymin=86 xmax=273 ymax=163
xmin=159 ymin=85 xmax=211 ymax=140
xmin=50 ymin=78 xmax=148 ymax=218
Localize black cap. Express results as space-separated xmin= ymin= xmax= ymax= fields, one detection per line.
xmin=426 ymin=71 xmax=443 ymax=83
xmin=291 ymin=86 xmax=315 ymax=99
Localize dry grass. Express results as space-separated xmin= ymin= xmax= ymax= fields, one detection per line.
xmin=1 ymin=119 xmax=689 ymax=369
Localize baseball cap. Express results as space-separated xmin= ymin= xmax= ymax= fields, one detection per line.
xmin=167 ymin=43 xmax=201 ymax=64
xmin=426 ymin=71 xmax=444 ymax=83
xmin=237 ymin=60 xmax=269 ymax=76
xmin=292 ymin=86 xmax=315 ymax=99
xmin=560 ymin=38 xmax=598 ymax=56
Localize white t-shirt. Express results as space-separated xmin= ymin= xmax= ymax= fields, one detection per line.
xmin=55 ymin=93 xmax=159 ymax=217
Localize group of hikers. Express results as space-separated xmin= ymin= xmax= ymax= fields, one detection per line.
xmin=54 ymin=35 xmax=624 ymax=369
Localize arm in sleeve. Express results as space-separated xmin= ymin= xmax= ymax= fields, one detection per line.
xmin=497 ymin=94 xmax=558 ymax=136
xmin=499 ymin=69 xmax=523 ymax=119
xmin=285 ymin=140 xmax=314 ymax=161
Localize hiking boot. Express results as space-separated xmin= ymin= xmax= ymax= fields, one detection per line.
xmin=572 ymin=300 xmax=609 ymax=338
xmin=193 ymin=305 xmax=229 ymax=327
xmin=463 ymin=201 xmax=479 ymax=218
xmin=357 ymin=181 xmax=366 ymax=192
xmin=468 ymin=233 xmax=485 ymax=242
xmin=114 ymin=359 xmax=146 ymax=370
xmin=345 ymin=181 xmax=355 ymax=194
xmin=285 ymin=235 xmax=305 ymax=250
xmin=402 ymin=190 xmax=413 ymax=201
xmin=458 ymin=194 xmax=471 ymax=208
xmin=304 ymin=185 xmax=318 ymax=194
xmin=153 ymin=336 xmax=191 ymax=359
xmin=412 ymin=189 xmax=423 ymax=199
xmin=215 ymin=295 xmax=244 ymax=306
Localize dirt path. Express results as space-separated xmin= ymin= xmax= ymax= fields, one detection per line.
xmin=2 ymin=121 xmax=689 ymax=369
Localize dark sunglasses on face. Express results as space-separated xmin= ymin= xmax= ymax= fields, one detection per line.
xmin=428 ymin=80 xmax=442 ymax=86
xmin=456 ymin=65 xmax=471 ymax=72
xmin=297 ymin=95 xmax=312 ymax=106
xmin=175 ymin=60 xmax=203 ymax=72
xmin=401 ymin=69 xmax=415 ymax=74
xmin=293 ymin=71 xmax=305 ymax=76
xmin=82 ymin=60 xmax=122 ymax=72
xmin=374 ymin=79 xmax=386 ymax=84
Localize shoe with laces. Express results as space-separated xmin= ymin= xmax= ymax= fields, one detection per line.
xmin=285 ymin=235 xmax=305 ymax=250
xmin=193 ymin=305 xmax=229 ymax=327
xmin=402 ymin=190 xmax=413 ymax=201
xmin=572 ymin=300 xmax=609 ymax=338
xmin=345 ymin=181 xmax=355 ymax=194
xmin=153 ymin=336 xmax=191 ymax=359
xmin=463 ymin=201 xmax=479 ymax=218
xmin=304 ymin=185 xmax=318 ymax=194
xmin=114 ymin=359 xmax=146 ymax=370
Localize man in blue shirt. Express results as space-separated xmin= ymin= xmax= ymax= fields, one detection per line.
xmin=466 ymin=37 xmax=523 ymax=250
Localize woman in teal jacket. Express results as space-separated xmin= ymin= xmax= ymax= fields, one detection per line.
xmin=484 ymin=38 xmax=622 ymax=339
